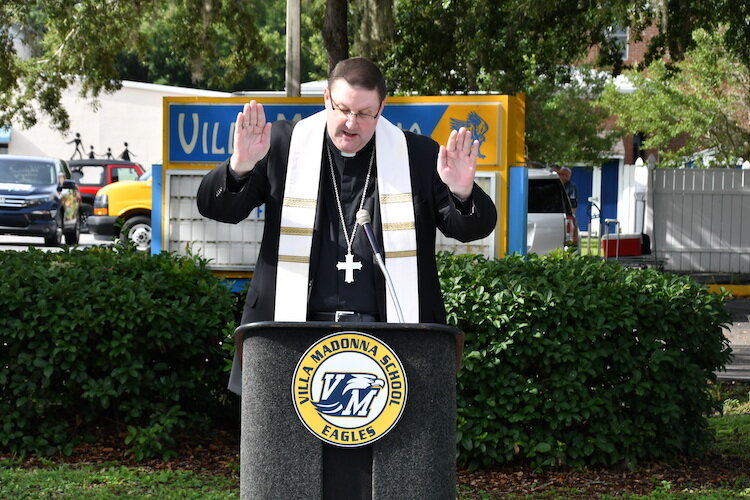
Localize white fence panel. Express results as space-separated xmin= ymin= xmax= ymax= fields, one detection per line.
xmin=648 ymin=168 xmax=750 ymax=273
xmin=617 ymin=161 xmax=638 ymax=233
xmin=166 ymin=170 xmax=497 ymax=272
xmin=166 ymin=170 xmax=264 ymax=271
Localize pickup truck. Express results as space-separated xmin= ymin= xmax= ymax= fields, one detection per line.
xmin=88 ymin=170 xmax=152 ymax=251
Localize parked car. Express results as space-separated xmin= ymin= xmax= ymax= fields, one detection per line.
xmin=88 ymin=170 xmax=152 ymax=251
xmin=69 ymin=159 xmax=145 ymax=230
xmin=0 ymin=155 xmax=82 ymax=246
xmin=527 ymin=167 xmax=580 ymax=254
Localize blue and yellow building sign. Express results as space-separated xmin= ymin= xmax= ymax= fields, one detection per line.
xmin=162 ymin=94 xmax=525 ymax=258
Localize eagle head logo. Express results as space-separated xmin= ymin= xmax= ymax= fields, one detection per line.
xmin=449 ymin=111 xmax=489 ymax=159
xmin=313 ymin=373 xmax=385 ymax=417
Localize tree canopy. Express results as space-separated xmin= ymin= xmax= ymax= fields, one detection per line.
xmin=600 ymin=28 xmax=750 ymax=166
xmin=378 ymin=0 xmax=750 ymax=165
xmin=384 ymin=0 xmax=633 ymax=95
xmin=525 ymin=69 xmax=622 ymax=166
xmin=3 ymin=0 xmax=748 ymax=167
xmin=0 ymin=0 xmax=325 ymax=132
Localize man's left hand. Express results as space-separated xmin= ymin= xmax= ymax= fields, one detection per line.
xmin=437 ymin=127 xmax=479 ymax=200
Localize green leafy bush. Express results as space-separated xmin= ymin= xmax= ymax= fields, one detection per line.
xmin=0 ymin=246 xmax=236 ymax=458
xmin=440 ymin=252 xmax=732 ymax=469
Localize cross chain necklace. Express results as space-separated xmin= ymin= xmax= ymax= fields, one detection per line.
xmin=326 ymin=143 xmax=375 ymax=283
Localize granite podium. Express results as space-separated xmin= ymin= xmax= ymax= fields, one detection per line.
xmin=237 ymin=321 xmax=463 ymax=500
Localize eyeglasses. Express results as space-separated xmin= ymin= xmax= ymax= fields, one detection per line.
xmin=329 ymin=97 xmax=381 ymax=121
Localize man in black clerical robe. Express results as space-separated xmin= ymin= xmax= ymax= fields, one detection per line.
xmin=197 ymin=57 xmax=497 ymax=395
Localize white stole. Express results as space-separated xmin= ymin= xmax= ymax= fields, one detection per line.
xmin=273 ymin=110 xmax=419 ymax=323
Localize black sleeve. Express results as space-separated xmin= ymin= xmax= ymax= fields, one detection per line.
xmin=196 ymin=160 xmax=266 ymax=224
xmin=196 ymin=119 xmax=296 ymax=224
xmin=438 ymin=180 xmax=497 ymax=242
xmin=450 ymin=192 xmax=475 ymax=216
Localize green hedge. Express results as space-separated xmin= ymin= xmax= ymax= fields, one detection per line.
xmin=0 ymin=248 xmax=734 ymax=467
xmin=0 ymin=246 xmax=236 ymax=459
xmin=440 ymin=252 xmax=732 ymax=469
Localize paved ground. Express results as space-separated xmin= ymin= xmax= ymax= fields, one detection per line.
xmin=720 ymin=299 xmax=750 ymax=380
xmin=0 ymin=233 xmax=107 ymax=251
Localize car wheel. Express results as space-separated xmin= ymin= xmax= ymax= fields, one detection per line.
xmin=44 ymin=217 xmax=63 ymax=247
xmin=120 ymin=216 xmax=151 ymax=251
xmin=64 ymin=212 xmax=81 ymax=245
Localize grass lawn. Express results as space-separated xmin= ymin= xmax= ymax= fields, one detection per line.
xmin=0 ymin=465 xmax=239 ymax=499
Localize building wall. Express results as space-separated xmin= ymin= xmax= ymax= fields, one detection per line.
xmin=585 ymin=24 xmax=660 ymax=68
xmin=623 ymin=25 xmax=660 ymax=66
xmin=7 ymin=81 xmax=231 ymax=170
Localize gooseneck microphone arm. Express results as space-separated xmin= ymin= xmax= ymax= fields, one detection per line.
xmin=356 ymin=209 xmax=405 ymax=323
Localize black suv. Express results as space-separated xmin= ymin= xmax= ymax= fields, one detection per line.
xmin=0 ymin=155 xmax=82 ymax=246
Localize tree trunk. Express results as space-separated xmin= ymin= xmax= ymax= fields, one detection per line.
xmin=323 ymin=0 xmax=349 ymax=72
xmin=355 ymin=0 xmax=393 ymax=63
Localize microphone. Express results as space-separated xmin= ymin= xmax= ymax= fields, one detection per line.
xmin=356 ymin=209 xmax=404 ymax=322
xmin=356 ymin=209 xmax=382 ymax=256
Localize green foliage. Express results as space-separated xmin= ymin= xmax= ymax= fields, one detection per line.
xmin=127 ymin=1 xmax=267 ymax=90
xmin=385 ymin=0 xmax=634 ymax=95
xmin=1 ymin=0 xmax=323 ymax=132
xmin=124 ymin=405 xmax=187 ymax=461
xmin=629 ymin=0 xmax=750 ymax=74
xmin=384 ymin=1 xmax=630 ymax=166
xmin=708 ymin=414 xmax=750 ymax=460
xmin=0 ymin=246 xmax=236 ymax=459
xmin=0 ymin=465 xmax=239 ymax=499
xmin=600 ymin=28 xmax=750 ymax=166
xmin=525 ymin=68 xmax=622 ymax=166
xmin=439 ymin=252 xmax=732 ymax=469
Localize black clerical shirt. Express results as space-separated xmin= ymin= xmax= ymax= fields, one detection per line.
xmin=308 ymin=135 xmax=380 ymax=316
xmin=223 ymin=126 xmax=477 ymax=323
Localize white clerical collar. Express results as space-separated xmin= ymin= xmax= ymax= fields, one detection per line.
xmin=326 ymin=134 xmax=374 ymax=158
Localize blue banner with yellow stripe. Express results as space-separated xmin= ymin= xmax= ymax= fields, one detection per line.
xmin=166 ymin=98 xmax=501 ymax=165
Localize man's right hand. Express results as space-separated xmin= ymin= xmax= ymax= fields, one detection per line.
xmin=230 ymin=100 xmax=273 ymax=175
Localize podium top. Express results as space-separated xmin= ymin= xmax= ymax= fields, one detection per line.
xmin=235 ymin=321 xmax=463 ymax=340
xmin=236 ymin=321 xmax=466 ymax=378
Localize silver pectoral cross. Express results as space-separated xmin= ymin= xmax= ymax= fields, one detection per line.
xmin=337 ymin=252 xmax=363 ymax=283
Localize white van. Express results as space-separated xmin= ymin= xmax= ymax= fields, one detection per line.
xmin=527 ymin=167 xmax=580 ymax=255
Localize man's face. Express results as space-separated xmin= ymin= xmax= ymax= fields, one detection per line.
xmin=324 ymin=80 xmax=383 ymax=154
xmin=558 ymin=169 xmax=571 ymax=184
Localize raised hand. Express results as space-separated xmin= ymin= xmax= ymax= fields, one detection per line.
xmin=230 ymin=100 xmax=273 ymax=175
xmin=437 ymin=127 xmax=479 ymax=200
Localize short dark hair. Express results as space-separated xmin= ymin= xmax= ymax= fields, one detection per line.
xmin=328 ymin=57 xmax=387 ymax=101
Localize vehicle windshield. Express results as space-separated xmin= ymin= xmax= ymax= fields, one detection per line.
xmin=72 ymin=165 xmax=105 ymax=186
xmin=0 ymin=160 xmax=56 ymax=185
xmin=528 ymin=179 xmax=572 ymax=216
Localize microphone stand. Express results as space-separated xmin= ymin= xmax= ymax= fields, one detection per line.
xmin=357 ymin=210 xmax=405 ymax=323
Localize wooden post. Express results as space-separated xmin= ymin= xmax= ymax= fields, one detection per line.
xmin=286 ymin=0 xmax=301 ymax=97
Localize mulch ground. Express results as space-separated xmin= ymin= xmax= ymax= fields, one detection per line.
xmin=458 ymin=455 xmax=749 ymax=497
xmin=4 ymin=430 xmax=749 ymax=497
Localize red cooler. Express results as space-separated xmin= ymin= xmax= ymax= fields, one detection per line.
xmin=601 ymin=233 xmax=642 ymax=257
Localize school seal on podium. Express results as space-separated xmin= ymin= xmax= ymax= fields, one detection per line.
xmin=291 ymin=331 xmax=408 ymax=447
